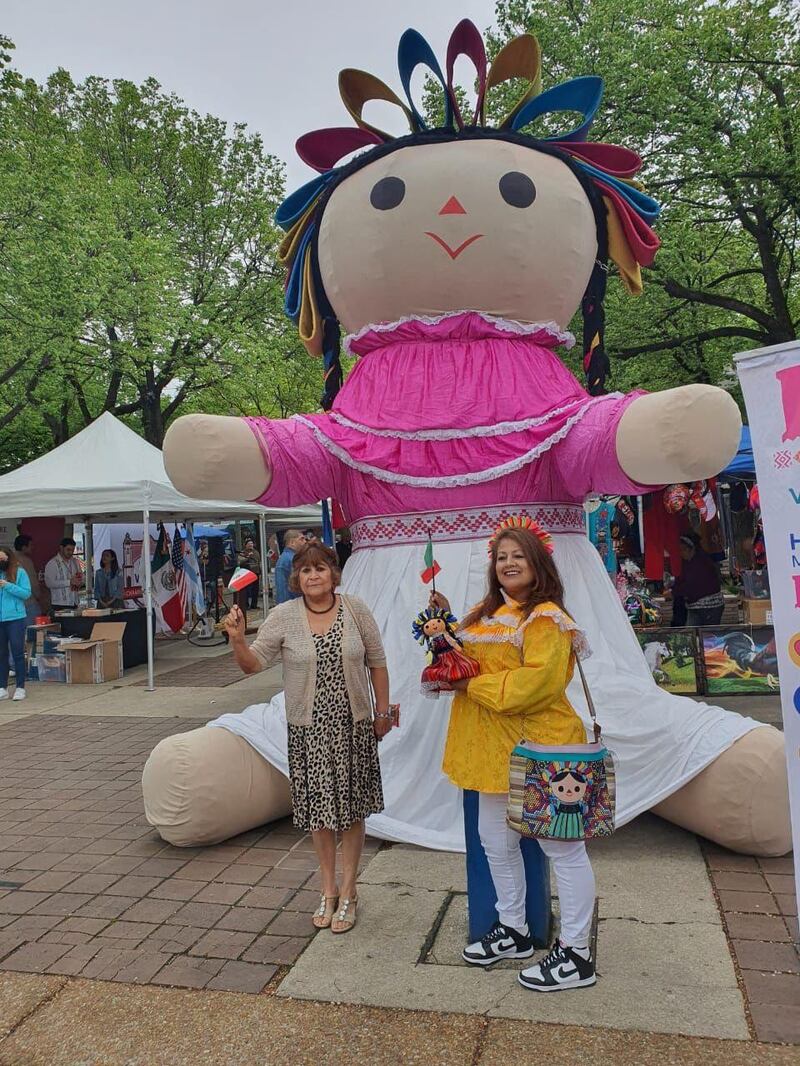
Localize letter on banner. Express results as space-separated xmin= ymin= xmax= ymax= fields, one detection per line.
xmin=777 ymin=365 xmax=800 ymax=441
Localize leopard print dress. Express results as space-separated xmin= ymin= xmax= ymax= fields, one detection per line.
xmin=286 ymin=605 xmax=384 ymax=832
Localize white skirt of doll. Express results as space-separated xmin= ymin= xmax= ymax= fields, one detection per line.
xmin=207 ymin=533 xmax=782 ymax=853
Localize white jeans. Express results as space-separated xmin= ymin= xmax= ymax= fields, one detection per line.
xmin=477 ymin=791 xmax=596 ymax=947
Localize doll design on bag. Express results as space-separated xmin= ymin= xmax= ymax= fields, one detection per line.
xmin=412 ymin=607 xmax=480 ymax=698
xmin=548 ymin=769 xmax=589 ymax=840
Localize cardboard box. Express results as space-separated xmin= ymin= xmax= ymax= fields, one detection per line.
xmin=26 ymin=623 xmax=61 ymax=653
xmin=63 ymin=622 xmax=125 ymax=684
xmin=743 ymin=598 xmax=772 ymax=626
xmin=36 ymin=653 xmax=66 ymax=683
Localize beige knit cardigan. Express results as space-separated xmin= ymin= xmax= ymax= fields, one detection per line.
xmin=248 ymin=594 xmax=387 ymax=727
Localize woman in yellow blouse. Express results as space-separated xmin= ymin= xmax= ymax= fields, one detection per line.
xmin=432 ymin=519 xmax=597 ymax=992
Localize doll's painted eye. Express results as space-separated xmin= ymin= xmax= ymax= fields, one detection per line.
xmin=499 ymin=171 xmax=537 ymax=208
xmin=370 ymin=176 xmax=406 ymax=210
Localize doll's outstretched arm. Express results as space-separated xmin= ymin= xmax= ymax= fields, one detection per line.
xmin=615 ymin=384 xmax=741 ymax=485
xmin=551 ymin=386 xmax=740 ymax=496
xmin=164 ymin=414 xmax=269 ymax=501
xmin=164 ymin=413 xmax=341 ymax=507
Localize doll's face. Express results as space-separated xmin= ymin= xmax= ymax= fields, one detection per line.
xmin=318 ymin=139 xmax=598 ymax=335
xmin=423 ymin=617 xmax=446 ymax=637
xmin=550 ymin=773 xmax=587 ymax=804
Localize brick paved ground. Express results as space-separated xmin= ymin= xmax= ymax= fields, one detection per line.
xmin=132 ymin=651 xmax=246 ymax=687
xmin=0 ymin=712 xmax=796 ymax=1039
xmin=703 ymin=844 xmax=799 ymax=1044
xmin=0 ymin=715 xmax=380 ymax=994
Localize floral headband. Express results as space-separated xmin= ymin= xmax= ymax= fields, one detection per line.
xmin=488 ymin=515 xmax=554 ymax=556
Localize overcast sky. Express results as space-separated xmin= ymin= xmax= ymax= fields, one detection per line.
xmin=4 ymin=0 xmax=498 ymax=189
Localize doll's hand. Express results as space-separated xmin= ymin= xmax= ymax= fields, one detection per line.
xmin=429 ymin=591 xmax=451 ymax=613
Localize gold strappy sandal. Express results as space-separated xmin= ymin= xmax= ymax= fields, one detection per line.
xmin=331 ymin=895 xmax=358 ymax=934
xmin=312 ymin=894 xmax=339 ymax=929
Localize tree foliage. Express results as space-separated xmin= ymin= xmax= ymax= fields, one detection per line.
xmin=0 ymin=43 xmax=319 ymax=468
xmin=487 ymin=0 xmax=800 ymax=394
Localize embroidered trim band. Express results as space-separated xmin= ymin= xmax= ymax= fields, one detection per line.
xmin=350 ymin=503 xmax=586 ymax=551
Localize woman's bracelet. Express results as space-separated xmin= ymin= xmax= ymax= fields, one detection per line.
xmin=373 ymin=710 xmax=393 ymax=720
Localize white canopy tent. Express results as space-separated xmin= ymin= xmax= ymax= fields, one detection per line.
xmin=0 ymin=413 xmax=320 ymax=688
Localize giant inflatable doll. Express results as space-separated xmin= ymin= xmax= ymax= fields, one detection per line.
xmin=144 ymin=21 xmax=790 ymax=856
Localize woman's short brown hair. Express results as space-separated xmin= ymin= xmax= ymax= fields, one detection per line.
xmin=288 ymin=542 xmax=342 ymax=594
xmin=0 ymin=546 xmax=19 ymax=584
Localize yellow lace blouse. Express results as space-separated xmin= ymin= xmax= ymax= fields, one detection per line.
xmin=442 ymin=599 xmax=588 ymax=794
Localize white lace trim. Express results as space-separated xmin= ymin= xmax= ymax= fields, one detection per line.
xmin=327 ymin=395 xmax=617 ymax=442
xmin=294 ymin=401 xmax=596 ymax=488
xmin=456 ymin=630 xmax=514 ymax=645
xmin=342 ymin=310 xmax=576 ymax=359
xmin=513 ymin=607 xmax=592 ymax=661
xmin=481 ymin=613 xmax=519 ymax=628
xmin=458 ymin=604 xmax=592 ymax=660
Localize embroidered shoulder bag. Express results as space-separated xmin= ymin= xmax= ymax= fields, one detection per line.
xmin=506 ymin=656 xmax=616 ymax=841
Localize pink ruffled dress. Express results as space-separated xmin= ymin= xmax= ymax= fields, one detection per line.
xmin=209 ymin=312 xmax=759 ymax=852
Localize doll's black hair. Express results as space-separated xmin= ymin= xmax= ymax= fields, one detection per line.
xmin=307 ymin=128 xmax=612 ymax=409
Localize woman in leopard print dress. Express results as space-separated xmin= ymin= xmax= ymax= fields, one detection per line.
xmin=226 ymin=542 xmax=393 ymax=934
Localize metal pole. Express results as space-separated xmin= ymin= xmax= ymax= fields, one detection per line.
xmin=637 ymin=495 xmax=646 ymax=557
xmin=84 ymin=518 xmax=94 ymax=600
xmin=258 ymin=513 xmax=268 ymax=611
xmin=142 ymin=508 xmax=155 ymax=692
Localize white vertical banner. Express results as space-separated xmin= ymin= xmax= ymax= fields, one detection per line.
xmin=736 ymin=340 xmax=800 ymax=914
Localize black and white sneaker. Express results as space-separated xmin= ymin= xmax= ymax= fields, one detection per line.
xmin=518 ymin=940 xmax=596 ymax=991
xmin=462 ymin=921 xmax=534 ymax=967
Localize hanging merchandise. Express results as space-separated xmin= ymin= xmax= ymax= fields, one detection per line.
xmin=663 ymin=484 xmax=690 ymax=514
xmin=588 ymin=498 xmax=617 ymax=574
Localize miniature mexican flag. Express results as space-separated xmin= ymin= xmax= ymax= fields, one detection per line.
xmin=228 ymin=567 xmax=258 ymax=592
xmin=420 ymin=534 xmax=441 ymax=585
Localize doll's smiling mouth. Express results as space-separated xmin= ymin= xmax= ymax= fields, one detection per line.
xmin=424 ymin=232 xmax=484 ymax=259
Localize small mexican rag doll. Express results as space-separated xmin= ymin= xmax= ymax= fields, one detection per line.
xmin=412 ymin=607 xmax=480 ymax=699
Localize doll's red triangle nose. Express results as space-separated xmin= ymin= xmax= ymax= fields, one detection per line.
xmin=439 ymin=195 xmax=466 ymax=215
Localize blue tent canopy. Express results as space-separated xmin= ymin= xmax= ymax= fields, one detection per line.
xmin=720 ymin=425 xmax=754 ymax=478
xmin=192 ymin=524 xmax=234 ymax=538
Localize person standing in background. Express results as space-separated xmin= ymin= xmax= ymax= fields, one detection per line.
xmin=237 ymin=538 xmax=262 ymax=610
xmin=0 ymin=546 xmax=31 ymax=702
xmin=44 ymin=537 xmax=84 ymax=612
xmin=14 ymin=534 xmax=48 ymax=624
xmin=95 ymin=549 xmax=124 ymax=608
xmin=335 ymin=529 xmax=353 ymax=570
xmin=275 ymin=529 xmax=304 ymax=604
xmin=674 ymin=533 xmax=725 ymax=627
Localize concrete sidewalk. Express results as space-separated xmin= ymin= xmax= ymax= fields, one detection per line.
xmin=0 ymin=975 xmax=798 ymax=1066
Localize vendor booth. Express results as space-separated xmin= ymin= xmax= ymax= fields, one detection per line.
xmin=0 ymin=412 xmax=320 ymax=688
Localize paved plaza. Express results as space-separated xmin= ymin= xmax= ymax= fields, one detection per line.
xmin=0 ymin=635 xmax=797 ymax=1062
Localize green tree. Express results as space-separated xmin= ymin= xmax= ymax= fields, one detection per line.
xmin=0 ymin=52 xmax=316 ymax=464
xmin=488 ymin=0 xmax=800 ymax=392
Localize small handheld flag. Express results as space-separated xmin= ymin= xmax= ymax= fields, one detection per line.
xmin=228 ymin=567 xmax=258 ymax=592
xmin=420 ymin=532 xmax=441 ymax=589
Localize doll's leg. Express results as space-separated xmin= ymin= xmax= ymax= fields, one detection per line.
xmin=142 ymin=725 xmax=292 ymax=846
xmin=652 ymin=727 xmax=791 ymax=856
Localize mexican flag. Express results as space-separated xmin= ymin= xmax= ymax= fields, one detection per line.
xmin=151 ymin=524 xmax=185 ymax=633
xmin=420 ymin=534 xmax=441 ymax=585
